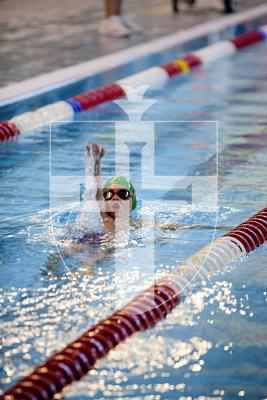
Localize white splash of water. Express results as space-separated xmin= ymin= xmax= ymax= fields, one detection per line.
xmin=72 ymin=150 xmax=104 ymax=237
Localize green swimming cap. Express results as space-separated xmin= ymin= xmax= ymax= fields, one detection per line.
xmin=103 ymin=176 xmax=137 ymax=210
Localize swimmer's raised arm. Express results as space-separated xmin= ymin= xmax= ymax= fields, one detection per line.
xmin=86 ymin=143 xmax=105 ymax=203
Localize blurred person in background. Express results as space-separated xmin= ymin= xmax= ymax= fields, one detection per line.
xmin=98 ymin=0 xmax=142 ymax=38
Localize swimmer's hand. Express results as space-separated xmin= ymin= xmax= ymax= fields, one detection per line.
xmin=87 ymin=143 xmax=105 ymax=176
xmin=86 ymin=143 xmax=105 ymax=161
xmin=99 ymin=233 xmax=112 ymax=244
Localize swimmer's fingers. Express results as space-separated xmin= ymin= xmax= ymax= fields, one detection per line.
xmin=87 ymin=143 xmax=105 ymax=160
xmin=100 ymin=233 xmax=111 ymax=244
xmin=98 ymin=144 xmax=105 ymax=158
xmin=100 ymin=235 xmax=109 ymax=244
xmin=86 ymin=144 xmax=92 ymax=157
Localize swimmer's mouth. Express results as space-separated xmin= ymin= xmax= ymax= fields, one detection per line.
xmin=112 ymin=203 xmax=120 ymax=210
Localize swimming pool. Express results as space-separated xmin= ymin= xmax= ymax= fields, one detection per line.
xmin=1 ymin=19 xmax=267 ymax=400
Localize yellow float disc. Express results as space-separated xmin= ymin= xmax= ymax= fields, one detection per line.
xmin=171 ymin=59 xmax=190 ymax=74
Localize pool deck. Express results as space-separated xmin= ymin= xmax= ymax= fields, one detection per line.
xmin=0 ymin=0 xmax=266 ymax=90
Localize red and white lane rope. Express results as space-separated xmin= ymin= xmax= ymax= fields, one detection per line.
xmin=3 ymin=206 xmax=267 ymax=400
xmin=0 ymin=26 xmax=267 ymax=142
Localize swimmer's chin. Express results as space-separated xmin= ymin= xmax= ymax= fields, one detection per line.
xmin=106 ymin=203 xmax=120 ymax=218
xmin=106 ymin=211 xmax=129 ymax=220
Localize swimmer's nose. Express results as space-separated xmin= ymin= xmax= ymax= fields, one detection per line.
xmin=112 ymin=192 xmax=120 ymax=200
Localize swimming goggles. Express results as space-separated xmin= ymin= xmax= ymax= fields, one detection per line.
xmin=103 ymin=189 xmax=132 ymax=201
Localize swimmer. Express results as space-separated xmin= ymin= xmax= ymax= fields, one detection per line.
xmin=87 ymin=143 xmax=137 ymax=235
xmin=45 ymin=142 xmax=232 ymax=272
xmin=45 ymin=144 xmax=136 ymax=272
xmin=86 ymin=143 xmax=231 ymax=234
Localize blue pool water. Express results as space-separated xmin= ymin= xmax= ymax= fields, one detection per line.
xmin=1 ymin=25 xmax=267 ymax=400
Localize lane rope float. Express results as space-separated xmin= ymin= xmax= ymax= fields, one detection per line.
xmin=3 ymin=206 xmax=267 ymax=400
xmin=0 ymin=25 xmax=267 ymax=142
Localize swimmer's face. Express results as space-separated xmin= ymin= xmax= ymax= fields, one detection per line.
xmin=103 ymin=184 xmax=132 ymax=218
